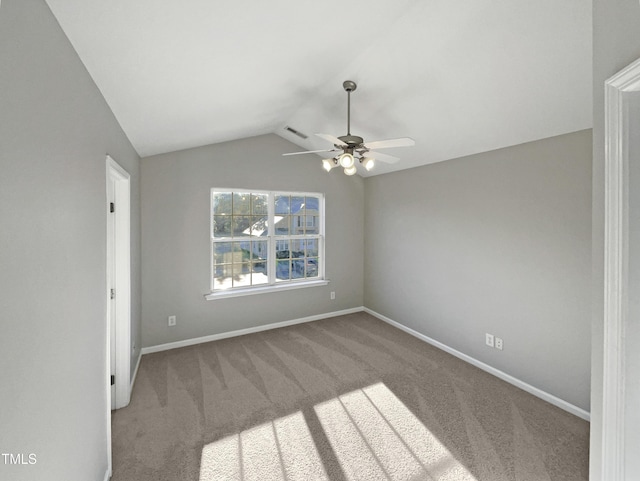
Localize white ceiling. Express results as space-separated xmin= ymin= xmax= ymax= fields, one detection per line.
xmin=45 ymin=0 xmax=592 ymax=177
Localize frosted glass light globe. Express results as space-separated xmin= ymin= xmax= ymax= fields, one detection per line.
xmin=322 ymin=159 xmax=335 ymax=172
xmin=339 ymin=152 xmax=355 ymax=168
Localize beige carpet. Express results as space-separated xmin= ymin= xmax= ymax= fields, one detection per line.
xmin=111 ymin=312 xmax=588 ymax=480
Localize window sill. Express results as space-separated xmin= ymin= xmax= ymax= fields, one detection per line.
xmin=204 ymin=279 xmax=330 ymax=300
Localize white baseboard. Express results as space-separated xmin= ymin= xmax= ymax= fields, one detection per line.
xmin=141 ymin=307 xmax=364 ymax=355
xmin=103 ymin=466 xmax=111 ymax=481
xmin=363 ymin=308 xmax=591 ymax=422
xmin=138 ymin=305 xmax=589 ymax=421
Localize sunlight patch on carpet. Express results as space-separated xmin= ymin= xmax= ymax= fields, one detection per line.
xmin=199 ymin=382 xmax=476 ymax=480
xmin=199 ymin=411 xmax=328 ymax=481
xmin=314 ymin=382 xmax=478 ymax=481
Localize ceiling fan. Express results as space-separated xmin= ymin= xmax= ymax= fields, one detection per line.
xmin=283 ymin=80 xmax=415 ymax=175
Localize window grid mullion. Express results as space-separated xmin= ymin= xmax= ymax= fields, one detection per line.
xmin=210 ymin=191 xmax=217 ymax=292
xmin=268 ymin=192 xmax=275 ymax=286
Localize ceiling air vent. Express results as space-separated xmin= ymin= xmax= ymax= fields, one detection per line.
xmin=284 ymin=126 xmax=308 ymax=139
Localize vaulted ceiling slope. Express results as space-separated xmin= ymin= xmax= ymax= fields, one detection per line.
xmin=45 ymin=0 xmax=591 ymax=176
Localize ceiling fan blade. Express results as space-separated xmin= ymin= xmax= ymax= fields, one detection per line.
xmin=363 ymin=137 xmax=415 ymax=150
xmin=316 ymin=133 xmax=348 ymax=147
xmin=365 ymin=151 xmax=399 ymax=164
xmin=283 ymin=149 xmax=338 ymax=156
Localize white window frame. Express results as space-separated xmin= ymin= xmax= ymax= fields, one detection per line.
xmin=205 ymin=188 xmax=328 ymax=300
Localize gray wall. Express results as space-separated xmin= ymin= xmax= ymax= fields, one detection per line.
xmin=140 ymin=134 xmax=363 ymax=347
xmin=364 ymin=130 xmax=592 ymax=411
xmin=591 ymin=1 xmax=640 ymax=478
xmin=0 ymin=1 xmax=141 ymax=480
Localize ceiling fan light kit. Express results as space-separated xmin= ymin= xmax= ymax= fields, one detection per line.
xmin=283 ymin=80 xmax=415 ymax=176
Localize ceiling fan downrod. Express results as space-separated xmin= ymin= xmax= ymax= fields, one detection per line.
xmin=343 ymin=80 xmax=357 ymax=136
xmin=338 ymin=80 xmax=364 ymax=148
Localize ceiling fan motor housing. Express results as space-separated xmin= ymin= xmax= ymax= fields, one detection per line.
xmin=337 ymin=135 xmax=364 ymax=147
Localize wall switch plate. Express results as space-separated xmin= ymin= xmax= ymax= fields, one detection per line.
xmin=486 ymin=333 xmax=494 ymax=347
xmin=495 ymin=337 xmax=503 ymax=350
xmin=330 ymin=291 xmax=335 ymax=300
xmin=168 ymin=315 xmax=176 ymax=326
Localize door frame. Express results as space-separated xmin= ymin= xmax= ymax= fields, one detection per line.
xmin=105 ymin=155 xmax=131 ymax=476
xmin=602 ymin=56 xmax=640 ymax=480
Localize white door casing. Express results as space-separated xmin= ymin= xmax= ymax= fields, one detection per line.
xmin=602 ymin=56 xmax=640 ymax=481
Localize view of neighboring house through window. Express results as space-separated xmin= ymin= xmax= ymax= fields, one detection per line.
xmin=211 ymin=189 xmax=324 ymax=293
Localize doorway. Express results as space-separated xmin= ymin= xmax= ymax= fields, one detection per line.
xmin=106 ymin=155 xmax=131 ymax=409
xmin=105 ymin=155 xmax=131 ymax=476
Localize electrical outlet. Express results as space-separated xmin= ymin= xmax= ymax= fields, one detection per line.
xmin=168 ymin=315 xmax=177 ymax=326
xmin=485 ymin=333 xmax=494 ymax=348
xmin=330 ymin=291 xmax=335 ymax=300
xmin=495 ymin=337 xmax=503 ymax=350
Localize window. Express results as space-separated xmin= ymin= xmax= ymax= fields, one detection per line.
xmin=207 ymin=189 xmax=326 ymax=298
